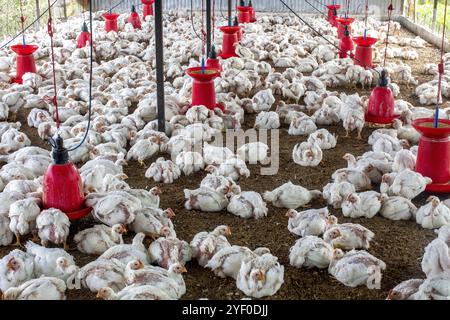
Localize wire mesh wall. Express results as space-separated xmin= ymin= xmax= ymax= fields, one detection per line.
xmin=404 ymin=0 xmax=450 ymax=38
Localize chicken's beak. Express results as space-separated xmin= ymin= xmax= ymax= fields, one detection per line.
xmin=137 ymin=261 xmax=145 ymax=269
xmin=120 ymin=226 xmax=127 ymax=235
xmin=386 ymin=289 xmax=393 ymax=300
xmin=226 ymin=228 xmax=232 ymax=236
xmin=96 ymin=292 xmax=102 ymax=299
xmin=165 ymin=208 xmax=176 ymax=219
xmin=180 ymin=265 xmax=188 ymax=273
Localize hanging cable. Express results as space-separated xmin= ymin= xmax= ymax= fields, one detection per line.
xmin=212 ymin=0 xmax=216 ymax=43
xmin=191 ymin=0 xmax=203 ymax=41
xmin=219 ymin=0 xmax=226 ymax=20
xmin=19 ymin=0 xmax=26 ymax=46
xmin=67 ymin=0 xmax=94 ymax=152
xmin=304 ymin=0 xmax=328 ymax=18
xmin=0 ymin=0 xmax=58 ymax=51
xmin=46 ymin=0 xmax=60 ymax=130
xmin=110 ymin=0 xmax=128 ymax=12
xmin=383 ymin=1 xmax=394 ymax=67
xmin=434 ymin=0 xmax=448 ymax=128
xmin=278 ymin=0 xmax=381 ymax=77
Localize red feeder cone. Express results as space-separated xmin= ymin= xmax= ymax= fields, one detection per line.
xmin=326 ymin=4 xmax=340 ymax=27
xmin=365 ymin=70 xmax=398 ymax=124
xmin=248 ymin=0 xmax=256 ymax=22
xmin=103 ymin=12 xmax=120 ymax=32
xmin=237 ymin=5 xmax=252 ymax=24
xmin=142 ymin=0 xmax=155 ymax=18
xmin=206 ymin=45 xmax=222 ymax=73
xmin=413 ymin=118 xmax=450 ymax=193
xmin=43 ymin=136 xmax=91 ymax=220
xmin=338 ymin=26 xmax=354 ymax=58
xmin=336 ymin=17 xmax=354 ymax=39
xmin=11 ymin=44 xmax=38 ymax=84
xmin=186 ymin=67 xmax=222 ymax=110
xmin=353 ymin=36 xmax=377 ymax=68
xmin=77 ymin=22 xmax=91 ymax=48
xmin=128 ymin=5 xmax=142 ymax=29
xmin=219 ymin=25 xmax=240 ymax=59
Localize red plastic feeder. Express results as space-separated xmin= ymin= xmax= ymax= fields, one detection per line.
xmin=249 ymin=0 xmax=256 ymax=22
xmin=206 ymin=45 xmax=222 ymax=73
xmin=11 ymin=44 xmax=38 ymax=84
xmin=77 ymin=22 xmax=91 ymax=48
xmin=103 ymin=12 xmax=120 ymax=32
xmin=336 ymin=17 xmax=354 ymax=39
xmin=234 ymin=16 xmax=244 ymax=42
xmin=43 ymin=136 xmax=91 ymax=221
xmin=365 ymin=71 xmax=398 ymax=124
xmin=186 ymin=67 xmax=222 ymax=110
xmin=338 ymin=26 xmax=354 ymax=58
xmin=237 ymin=6 xmax=252 ymax=24
xmin=128 ymin=5 xmax=142 ymax=29
xmin=353 ymin=36 xmax=377 ymax=68
xmin=219 ymin=26 xmax=240 ymax=59
xmin=141 ymin=0 xmax=155 ymax=18
xmin=326 ymin=5 xmax=340 ymax=27
xmin=413 ymin=118 xmax=450 ymax=193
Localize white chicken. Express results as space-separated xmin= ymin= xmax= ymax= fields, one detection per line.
xmin=36 ymin=209 xmax=71 ymax=249
xmin=387 ymin=169 xmax=432 ymax=199
xmin=130 ymin=208 xmax=175 ymax=239
xmin=254 ymin=111 xmax=280 ymax=129
xmin=0 ymin=249 xmax=35 ymax=292
xmin=416 ymin=196 xmax=450 ymax=229
xmin=292 ymin=141 xmax=323 ymax=167
xmin=206 ymin=246 xmax=270 ymax=279
xmin=329 ymin=249 xmax=386 ymax=289
xmin=308 ymin=129 xmax=337 ymax=149
xmin=286 ymin=207 xmax=330 ymax=237
xmin=387 ymin=279 xmax=424 ymax=300
xmin=190 ymin=225 xmax=232 ymax=267
xmin=74 ymin=224 xmax=127 ymax=255
xmin=421 ymin=237 xmax=450 ymax=277
xmin=264 ymin=181 xmax=322 ymax=209
xmin=324 ymin=216 xmax=375 ymax=250
xmin=252 ymin=89 xmax=275 ymax=112
xmin=288 ymin=115 xmax=317 ymax=136
xmin=392 ymin=149 xmax=416 ymax=172
xmin=76 ymin=258 xmax=126 ymax=293
xmin=2 ymin=277 xmax=67 ymax=300
xmin=379 ymin=194 xmax=417 ymax=221
xmin=322 ymin=181 xmax=356 ymax=209
xmin=206 ymin=156 xmax=250 ymax=181
xmin=289 ymin=236 xmax=333 ymax=269
xmin=175 ymin=151 xmax=205 ymax=176
xmin=236 ymin=253 xmax=284 ymax=298
xmin=184 ymin=186 xmax=229 ymax=212
xmin=227 ymin=191 xmax=268 ymax=219
xmin=341 ymin=192 xmax=382 ymax=218
xmin=237 ymin=142 xmax=268 ymax=163
xmin=145 ymin=157 xmax=181 ymax=184
xmin=8 ymin=198 xmax=41 ymax=246
xmin=202 ymin=142 xmax=233 ymax=165
xmin=99 ymin=233 xmax=150 ymax=265
xmin=126 ymin=137 xmax=159 ymax=165
xmin=149 ymin=236 xmax=192 ymax=269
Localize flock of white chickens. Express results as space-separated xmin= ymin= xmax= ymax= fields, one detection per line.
xmin=0 ymin=9 xmax=449 ymax=300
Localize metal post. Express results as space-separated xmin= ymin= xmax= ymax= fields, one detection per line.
xmin=35 ymin=0 xmax=41 ymax=31
xmin=228 ymin=0 xmax=232 ymax=25
xmin=63 ymin=0 xmax=67 ymax=20
xmin=431 ymin=0 xmax=438 ymax=32
xmin=154 ymin=0 xmax=165 ymax=133
xmin=206 ymin=0 xmax=212 ymax=55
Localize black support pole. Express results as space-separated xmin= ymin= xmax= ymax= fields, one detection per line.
xmin=228 ymin=0 xmax=232 ymax=25
xmin=154 ymin=0 xmax=165 ymax=133
xmin=206 ymin=0 xmax=212 ymax=56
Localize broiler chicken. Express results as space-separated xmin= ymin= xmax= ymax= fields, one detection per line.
xmin=2 ymin=277 xmax=66 ymax=300
xmin=190 ymin=225 xmax=232 ymax=267
xmin=237 ymin=142 xmax=268 ymax=163
xmin=206 ymin=156 xmax=250 ymax=181
xmin=36 ymin=209 xmax=70 ymax=249
xmin=292 ymin=141 xmax=323 ymax=167
xmin=149 ymin=236 xmax=192 ymax=269
xmin=379 ymin=194 xmax=417 ymax=221
xmin=74 ymin=224 xmax=127 ymax=255
xmin=0 ymin=249 xmax=34 ymax=292
xmin=329 ymin=249 xmax=386 ymax=289
xmin=416 ymin=196 xmax=450 ymax=229
xmin=341 ymin=192 xmax=382 ymax=219
xmin=8 ymin=198 xmax=41 ymax=246
xmin=227 ymin=191 xmax=268 ymax=219
xmin=286 ymin=207 xmax=330 ymax=237
xmin=264 ymin=181 xmax=322 ymax=209
xmin=289 ymin=236 xmax=333 ymax=269
xmin=99 ymin=233 xmax=150 ymax=265
xmin=324 ymin=216 xmax=375 ymax=250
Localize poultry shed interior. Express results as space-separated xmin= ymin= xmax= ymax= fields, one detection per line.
xmin=1 ymin=0 xmax=450 ymax=301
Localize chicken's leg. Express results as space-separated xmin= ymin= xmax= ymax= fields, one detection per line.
xmin=13 ymin=232 xmax=22 ymax=247
xmin=344 ymin=129 xmax=350 ymax=138
xmin=138 ymin=160 xmax=146 ymax=167
xmin=31 ymin=230 xmax=40 ymax=243
xmin=357 ymin=129 xmax=363 ymax=140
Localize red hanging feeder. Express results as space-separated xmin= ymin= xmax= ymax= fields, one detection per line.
xmin=234 ymin=16 xmax=243 ymax=42
xmin=103 ymin=12 xmax=120 ymax=32
xmin=77 ymin=22 xmax=91 ymax=48
xmin=338 ymin=26 xmax=353 ymax=58
xmin=365 ymin=70 xmax=398 ymax=124
xmin=10 ymin=44 xmax=38 ymax=84
xmin=219 ymin=25 xmax=240 ymax=59
xmin=248 ymin=0 xmax=256 ymax=22
xmin=336 ymin=17 xmax=354 ymax=39
xmin=326 ymin=4 xmax=340 ymax=27
xmin=127 ymin=5 xmax=142 ymax=29
xmin=206 ymin=45 xmax=222 ymax=73
xmin=186 ymin=67 xmax=222 ymax=110
xmin=43 ymin=136 xmax=91 ymax=220
xmin=237 ymin=4 xmax=252 ymax=24
xmin=141 ymin=0 xmax=155 ymax=18
xmin=43 ymin=0 xmax=91 ymax=221
xmin=412 ymin=119 xmax=450 ymax=193
xmin=353 ymin=36 xmax=377 ymax=68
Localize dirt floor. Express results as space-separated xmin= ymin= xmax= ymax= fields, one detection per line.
xmin=0 ymin=28 xmax=448 ymax=300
